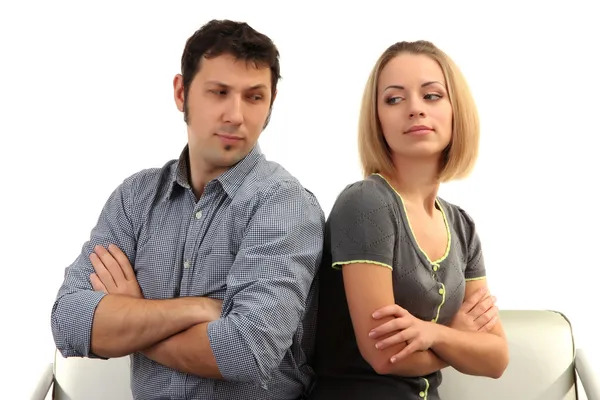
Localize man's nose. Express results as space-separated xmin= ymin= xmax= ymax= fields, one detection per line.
xmin=223 ymin=96 xmax=243 ymax=125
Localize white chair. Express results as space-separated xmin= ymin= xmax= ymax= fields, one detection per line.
xmin=32 ymin=351 xmax=132 ymax=400
xmin=32 ymin=310 xmax=599 ymax=400
xmin=439 ymin=310 xmax=598 ymax=400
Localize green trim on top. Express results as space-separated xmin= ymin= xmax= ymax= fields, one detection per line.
xmin=465 ymin=276 xmax=486 ymax=282
xmin=332 ymin=260 xmax=393 ymax=271
xmin=374 ymin=173 xmax=451 ymax=265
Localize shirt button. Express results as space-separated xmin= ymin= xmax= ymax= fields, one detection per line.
xmin=438 ymin=288 xmax=444 ymax=295
xmin=183 ymin=261 xmax=190 ymax=269
xmin=195 ymin=211 xmax=202 ymax=219
xmin=433 ymin=265 xmax=439 ymax=271
xmin=419 ymin=391 xmax=425 ymax=398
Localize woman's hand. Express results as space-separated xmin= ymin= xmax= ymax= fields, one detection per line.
xmin=450 ymin=287 xmax=498 ymax=332
xmin=369 ymin=304 xmax=441 ymax=363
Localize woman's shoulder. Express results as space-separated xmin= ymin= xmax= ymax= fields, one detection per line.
xmin=330 ymin=174 xmax=397 ymax=217
xmin=436 ymin=197 xmax=479 ymax=242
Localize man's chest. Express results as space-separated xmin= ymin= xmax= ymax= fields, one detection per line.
xmin=131 ymin=194 xmax=250 ymax=300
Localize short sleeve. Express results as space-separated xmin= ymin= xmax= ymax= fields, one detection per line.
xmin=458 ymin=208 xmax=486 ymax=280
xmin=328 ymin=180 xmax=397 ymax=270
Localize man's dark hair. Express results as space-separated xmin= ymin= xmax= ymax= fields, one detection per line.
xmin=180 ymin=19 xmax=281 ymax=125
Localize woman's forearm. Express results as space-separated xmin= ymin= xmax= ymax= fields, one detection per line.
xmin=431 ymin=325 xmax=509 ymax=378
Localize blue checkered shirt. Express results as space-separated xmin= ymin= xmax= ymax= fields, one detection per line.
xmin=51 ymin=144 xmax=325 ymax=399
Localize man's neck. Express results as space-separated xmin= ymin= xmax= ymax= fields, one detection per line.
xmin=187 ymin=159 xmax=228 ymax=201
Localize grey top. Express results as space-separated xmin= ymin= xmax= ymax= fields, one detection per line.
xmin=310 ymin=174 xmax=486 ymax=400
xmin=51 ymin=144 xmax=326 ymax=400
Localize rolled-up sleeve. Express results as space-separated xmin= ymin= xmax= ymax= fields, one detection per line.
xmin=207 ymin=180 xmax=325 ymax=389
xmin=50 ymin=176 xmax=137 ymax=358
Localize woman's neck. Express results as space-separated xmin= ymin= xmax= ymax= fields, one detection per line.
xmin=386 ymin=156 xmax=441 ymax=215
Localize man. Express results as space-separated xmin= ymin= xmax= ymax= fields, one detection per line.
xmin=51 ymin=19 xmax=325 ymax=400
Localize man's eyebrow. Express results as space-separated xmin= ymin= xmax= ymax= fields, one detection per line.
xmin=205 ymin=81 xmax=268 ymax=90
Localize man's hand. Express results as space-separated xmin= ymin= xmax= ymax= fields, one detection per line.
xmin=89 ymin=244 xmax=143 ymax=299
xmin=450 ymin=287 xmax=497 ymax=332
xmin=369 ymin=304 xmax=441 ymax=363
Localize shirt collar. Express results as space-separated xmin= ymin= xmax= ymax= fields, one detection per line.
xmin=166 ymin=144 xmax=263 ymax=200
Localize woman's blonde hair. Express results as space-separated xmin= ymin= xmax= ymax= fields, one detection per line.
xmin=358 ymin=40 xmax=479 ymax=182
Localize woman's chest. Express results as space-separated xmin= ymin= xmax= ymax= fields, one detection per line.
xmin=391 ymin=235 xmax=468 ymax=325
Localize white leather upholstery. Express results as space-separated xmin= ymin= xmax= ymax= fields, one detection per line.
xmin=32 ymin=310 xmax=598 ymax=400
xmin=52 ymin=352 xmax=132 ymax=400
xmin=439 ymin=310 xmax=579 ymax=400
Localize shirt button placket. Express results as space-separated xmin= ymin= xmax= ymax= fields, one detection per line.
xmin=181 ymin=208 xmax=202 ymax=295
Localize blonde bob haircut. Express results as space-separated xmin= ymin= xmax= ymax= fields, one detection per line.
xmin=358 ymin=40 xmax=479 ymax=182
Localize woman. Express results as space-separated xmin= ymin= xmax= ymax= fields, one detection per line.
xmin=309 ymin=41 xmax=509 ymax=400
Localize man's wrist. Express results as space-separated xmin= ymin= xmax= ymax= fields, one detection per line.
xmin=170 ymin=297 xmax=211 ymax=325
xmin=194 ymin=297 xmax=223 ymax=323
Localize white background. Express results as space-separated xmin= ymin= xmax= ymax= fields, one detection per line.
xmin=0 ymin=1 xmax=598 ymax=398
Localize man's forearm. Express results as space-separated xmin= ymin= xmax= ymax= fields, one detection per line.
xmin=381 ymin=349 xmax=448 ymax=377
xmin=142 ymin=323 xmax=223 ymax=379
xmin=431 ymin=325 xmax=509 ymax=378
xmin=91 ymin=295 xmax=209 ymax=358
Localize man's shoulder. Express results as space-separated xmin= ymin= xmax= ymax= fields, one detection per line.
xmin=120 ymin=159 xmax=178 ymax=196
xmin=245 ymin=159 xmax=323 ymax=211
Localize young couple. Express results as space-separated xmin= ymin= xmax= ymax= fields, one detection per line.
xmin=51 ymin=19 xmax=508 ymax=400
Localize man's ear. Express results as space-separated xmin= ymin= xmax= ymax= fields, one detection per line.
xmin=173 ymin=74 xmax=185 ymax=113
xmin=263 ymin=107 xmax=273 ymax=130
xmin=263 ymin=89 xmax=277 ymax=129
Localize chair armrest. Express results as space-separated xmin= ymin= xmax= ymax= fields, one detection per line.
xmin=576 ymin=348 xmax=600 ymax=400
xmin=30 ymin=363 xmax=53 ymax=400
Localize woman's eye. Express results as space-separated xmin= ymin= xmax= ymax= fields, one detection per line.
xmin=386 ymin=96 xmax=402 ymax=105
xmin=424 ymin=93 xmax=442 ymax=100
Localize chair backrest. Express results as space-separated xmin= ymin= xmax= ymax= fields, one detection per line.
xmin=439 ymin=309 xmax=578 ymax=400
xmin=51 ymin=310 xmax=579 ymax=400
xmin=53 ymin=352 xmax=132 ymax=400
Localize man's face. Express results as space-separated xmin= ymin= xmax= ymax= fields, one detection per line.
xmin=174 ymin=53 xmax=274 ymax=173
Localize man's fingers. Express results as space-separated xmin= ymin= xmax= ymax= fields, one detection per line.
xmin=90 ymin=273 xmax=108 ymax=294
xmin=93 ymin=245 xmax=126 ymax=283
xmin=107 ymin=244 xmax=136 ymax=281
xmin=89 ymin=254 xmax=116 ymax=291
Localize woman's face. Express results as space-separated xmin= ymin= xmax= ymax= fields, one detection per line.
xmin=377 ymin=53 xmax=453 ymax=162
